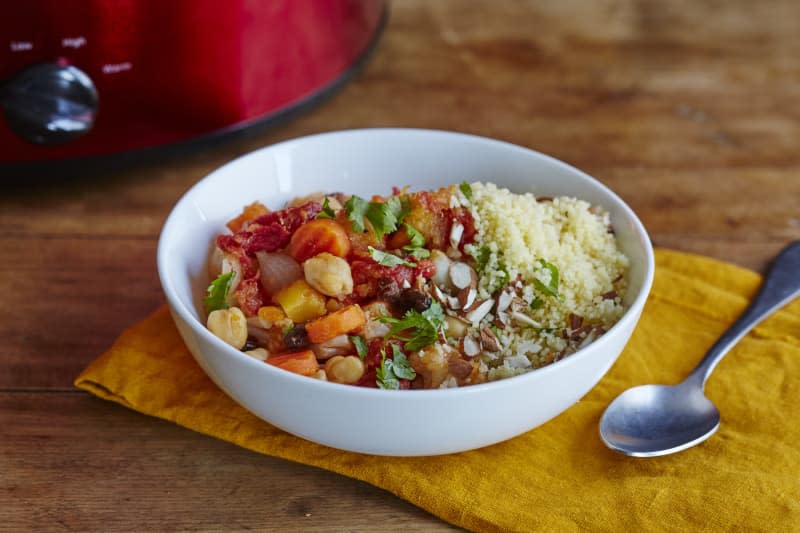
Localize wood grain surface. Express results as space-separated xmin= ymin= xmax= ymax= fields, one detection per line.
xmin=2 ymin=1 xmax=799 ymax=531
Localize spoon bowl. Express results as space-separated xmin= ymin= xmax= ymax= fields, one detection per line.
xmin=600 ymin=383 xmax=720 ymax=457
xmin=600 ymin=241 xmax=800 ymax=457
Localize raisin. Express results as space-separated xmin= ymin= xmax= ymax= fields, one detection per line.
xmin=284 ymin=325 xmax=310 ymax=350
xmin=397 ymin=289 xmax=432 ymax=312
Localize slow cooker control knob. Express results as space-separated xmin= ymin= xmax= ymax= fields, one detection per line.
xmin=1 ymin=62 xmax=98 ymax=145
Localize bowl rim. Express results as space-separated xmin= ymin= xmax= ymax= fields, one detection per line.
xmin=157 ymin=127 xmax=655 ymax=398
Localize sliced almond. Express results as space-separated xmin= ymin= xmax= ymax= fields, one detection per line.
xmin=510 ymin=311 xmax=541 ymax=328
xmin=449 ymin=262 xmax=476 ymax=290
xmin=578 ymin=328 xmax=598 ymax=349
xmin=448 ymin=294 xmax=462 ymax=310
xmin=493 ymin=313 xmax=509 ymax=328
xmin=432 ymin=284 xmax=448 ymax=304
xmin=465 ymin=298 xmax=495 ymax=326
xmin=496 ymin=289 xmax=514 ymax=313
xmin=457 ymin=287 xmax=477 ymax=309
xmin=449 ymin=222 xmax=465 ymax=250
xmin=479 ymin=327 xmax=500 ymax=352
xmin=461 ymin=335 xmax=481 ymax=358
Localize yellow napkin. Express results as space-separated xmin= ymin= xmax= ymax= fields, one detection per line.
xmin=76 ymin=249 xmax=800 ymax=532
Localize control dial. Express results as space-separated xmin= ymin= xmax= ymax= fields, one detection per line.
xmin=1 ymin=62 xmax=98 ymax=145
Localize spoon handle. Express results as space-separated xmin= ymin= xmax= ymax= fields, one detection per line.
xmin=688 ymin=241 xmax=800 ymax=388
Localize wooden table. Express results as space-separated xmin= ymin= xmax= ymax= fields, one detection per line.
xmin=3 ymin=1 xmax=799 ymax=530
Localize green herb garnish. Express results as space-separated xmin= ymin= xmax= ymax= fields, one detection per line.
xmin=203 ymin=272 xmax=236 ymax=313
xmin=369 ymin=246 xmax=416 ymax=268
xmin=471 ymin=245 xmax=491 ymax=274
xmin=316 ymin=197 xmax=336 ymax=219
xmin=344 ymin=194 xmax=411 ymax=240
xmin=532 ymin=259 xmax=560 ymax=300
xmin=376 ymin=348 xmax=400 ymax=390
xmin=344 ymin=195 xmax=370 ymax=232
xmin=530 ymin=296 xmax=544 ymax=310
xmin=376 ymin=345 xmax=417 ymax=389
xmin=379 ymin=302 xmax=445 ymax=351
xmin=460 ymin=181 xmax=473 ymax=200
xmin=402 ymin=223 xmax=430 ymax=259
xmin=390 ymin=345 xmax=416 ymax=380
xmin=350 ymin=335 xmax=368 ymax=360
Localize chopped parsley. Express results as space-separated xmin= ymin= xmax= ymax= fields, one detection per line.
xmin=315 ymin=197 xmax=336 ymax=219
xmin=379 ymin=302 xmax=445 ymax=351
xmin=532 ymin=259 xmax=561 ymax=300
xmin=402 ymin=223 xmax=430 ymax=259
xmin=203 ymin=272 xmax=236 ymax=313
xmin=376 ymin=349 xmax=400 ymax=390
xmin=369 ymin=246 xmax=416 ymax=267
xmin=390 ymin=345 xmax=416 ymax=380
xmin=376 ymin=345 xmax=416 ymax=389
xmin=471 ymin=245 xmax=491 ymax=274
xmin=344 ymin=194 xmax=411 ymax=240
xmin=349 ymin=335 xmax=368 ymax=360
xmin=459 ymin=181 xmax=473 ymax=200
xmin=344 ymin=195 xmax=370 ymax=232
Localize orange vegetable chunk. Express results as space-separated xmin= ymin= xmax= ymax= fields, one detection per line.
xmin=266 ymin=350 xmax=319 ymax=376
xmin=288 ymin=219 xmax=351 ymax=262
xmin=273 ymin=280 xmax=327 ymax=323
xmin=226 ymin=201 xmax=270 ymax=232
xmin=305 ymin=304 xmax=366 ymax=344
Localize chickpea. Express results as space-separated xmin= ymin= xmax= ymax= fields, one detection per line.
xmin=445 ymin=315 xmax=468 ymax=339
xmin=207 ymin=307 xmax=248 ymax=349
xmin=324 ymin=355 xmax=365 ymax=384
xmin=303 ymin=252 xmax=353 ymax=297
xmin=244 ymin=348 xmax=269 ymax=361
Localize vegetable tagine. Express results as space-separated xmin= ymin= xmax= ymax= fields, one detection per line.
xmin=204 ymin=182 xmax=629 ymax=389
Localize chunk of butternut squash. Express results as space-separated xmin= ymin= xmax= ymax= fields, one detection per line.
xmin=273 ymin=280 xmax=327 ymax=323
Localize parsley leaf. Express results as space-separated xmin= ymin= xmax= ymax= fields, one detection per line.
xmin=376 ymin=348 xmax=400 ymax=390
xmin=390 ymin=345 xmax=417 ymax=380
xmin=369 ymin=246 xmax=416 ymax=267
xmin=203 ymin=272 xmax=236 ymax=313
xmin=471 ymin=245 xmax=491 ymax=274
xmin=316 ymin=197 xmax=336 ymax=219
xmin=460 ymin=181 xmax=473 ymax=200
xmin=376 ymin=345 xmax=417 ymax=389
xmin=345 ymin=194 xmax=411 ymax=240
xmin=380 ymin=302 xmax=445 ymax=351
xmin=402 ymin=223 xmax=430 ymax=259
xmin=367 ymin=196 xmax=410 ymax=240
xmin=349 ymin=335 xmax=368 ymax=360
xmin=532 ymin=259 xmax=561 ymax=300
xmin=344 ymin=195 xmax=370 ymax=232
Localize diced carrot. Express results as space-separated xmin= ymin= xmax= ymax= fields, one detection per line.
xmin=305 ymin=304 xmax=366 ymax=344
xmin=266 ymin=350 xmax=320 ymax=377
xmin=226 ymin=201 xmax=270 ymax=232
xmin=288 ymin=219 xmax=351 ymax=262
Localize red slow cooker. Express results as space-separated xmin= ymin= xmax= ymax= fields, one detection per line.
xmin=0 ymin=0 xmax=385 ymax=174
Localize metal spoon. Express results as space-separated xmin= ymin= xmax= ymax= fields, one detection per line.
xmin=600 ymin=241 xmax=800 ymax=457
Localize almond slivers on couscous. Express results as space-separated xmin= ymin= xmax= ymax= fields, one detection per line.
xmin=204 ymin=182 xmax=629 ymax=389
xmin=461 ymin=182 xmax=628 ymax=381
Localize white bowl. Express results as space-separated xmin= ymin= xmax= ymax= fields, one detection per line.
xmin=157 ymin=129 xmax=654 ymax=456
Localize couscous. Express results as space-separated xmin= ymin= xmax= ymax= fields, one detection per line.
xmin=203 ymin=182 xmax=629 ymax=389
